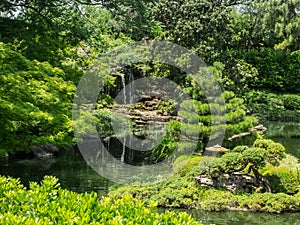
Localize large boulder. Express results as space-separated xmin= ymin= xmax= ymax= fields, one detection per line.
xmin=30 ymin=144 xmax=59 ymax=159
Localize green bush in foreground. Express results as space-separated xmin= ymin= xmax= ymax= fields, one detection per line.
xmin=0 ymin=176 xmax=201 ymax=225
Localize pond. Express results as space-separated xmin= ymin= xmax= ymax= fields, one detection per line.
xmin=0 ymin=147 xmax=113 ymax=196
xmin=167 ymin=209 xmax=300 ymax=225
xmin=0 ymin=121 xmax=300 ymax=224
xmin=263 ymin=121 xmax=300 ymax=159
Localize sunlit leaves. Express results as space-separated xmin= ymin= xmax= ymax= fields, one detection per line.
xmin=0 ymin=175 xmax=202 ymax=225
xmin=0 ymin=42 xmax=75 ymax=153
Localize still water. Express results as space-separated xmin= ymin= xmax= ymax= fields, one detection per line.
xmin=0 ymin=148 xmax=112 ymax=196
xmin=184 ymin=210 xmax=300 ymax=225
xmin=264 ymin=121 xmax=300 ymax=159
xmin=0 ymin=121 xmax=300 ymax=224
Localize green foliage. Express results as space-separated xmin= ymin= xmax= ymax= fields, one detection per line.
xmin=204 ymin=147 xmax=267 ymax=179
xmin=109 ymin=175 xmax=203 ymax=209
xmin=282 ymin=94 xmax=300 ymax=110
xmin=73 ymin=109 xmax=133 ymax=139
xmin=173 ymin=155 xmax=203 ymax=177
xmin=109 ymin=144 xmax=300 ymax=214
xmin=0 ymin=42 xmax=75 ymax=153
xmin=95 ymin=110 xmax=133 ymax=138
xmin=0 ymin=176 xmax=201 ymax=225
xmin=230 ymin=0 xmax=300 ymax=51
xmin=201 ymin=139 xmax=286 ymax=193
xmin=245 ymin=90 xmax=300 ymax=121
xmin=239 ymin=192 xmax=300 ymax=213
xmin=253 ymin=139 xmax=286 ymax=166
xmin=202 ymin=189 xmax=300 ymax=213
xmin=110 ymin=171 xmax=300 ymax=213
xmin=232 ymin=145 xmax=248 ymax=153
xmin=150 ymin=120 xmax=181 ymax=162
xmin=222 ymin=59 xmax=259 ymax=94
xmin=148 ymin=0 xmax=237 ymax=62
xmin=264 ymin=167 xmax=300 ymax=194
xmin=261 ymin=154 xmax=300 ymax=194
xmin=243 ymin=147 xmax=267 ymax=167
xmin=200 ymin=189 xmax=240 ymax=211
xmin=235 ymin=49 xmax=300 ymax=93
xmin=151 ymin=88 xmax=257 ymax=161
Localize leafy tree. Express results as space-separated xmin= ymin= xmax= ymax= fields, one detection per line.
xmin=147 ymin=0 xmax=243 ymax=62
xmin=0 ymin=42 xmax=75 ymax=154
xmin=230 ymin=0 xmax=300 ymax=51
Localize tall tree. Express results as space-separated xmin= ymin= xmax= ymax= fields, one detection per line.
xmin=147 ymin=0 xmax=244 ymax=63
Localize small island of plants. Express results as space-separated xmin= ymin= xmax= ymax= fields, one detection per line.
xmin=109 ymin=139 xmax=300 ymax=214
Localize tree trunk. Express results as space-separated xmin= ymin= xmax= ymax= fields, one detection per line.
xmin=250 ymin=165 xmax=271 ymax=192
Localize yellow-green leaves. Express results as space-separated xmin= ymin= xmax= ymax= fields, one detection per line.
xmin=0 ymin=176 xmax=202 ymax=225
xmin=0 ymin=42 xmax=75 ymax=153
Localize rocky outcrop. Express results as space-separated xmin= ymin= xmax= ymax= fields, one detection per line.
xmin=195 ymin=172 xmax=258 ymax=193
xmin=113 ymin=97 xmax=181 ymax=137
xmin=250 ymin=124 xmax=267 ymax=134
xmin=30 ymin=144 xmax=59 ymax=159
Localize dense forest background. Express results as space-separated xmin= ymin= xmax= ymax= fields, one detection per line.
xmin=1 ymin=0 xmax=300 ymax=158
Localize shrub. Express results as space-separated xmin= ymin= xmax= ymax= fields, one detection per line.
xmin=261 ymin=154 xmax=300 ymax=194
xmin=245 ymin=90 xmax=300 ymax=121
xmin=109 ymin=175 xmax=203 ymax=209
xmin=283 ymin=94 xmax=300 ymax=110
xmin=264 ymin=167 xmax=300 ymax=194
xmin=254 ymin=139 xmax=286 ymax=166
xmin=0 ymin=176 xmax=202 ymax=225
xmin=173 ymin=155 xmax=203 ymax=177
xmin=239 ymin=193 xmax=300 ymax=213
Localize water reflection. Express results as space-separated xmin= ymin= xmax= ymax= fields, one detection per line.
xmin=1 ymin=121 xmax=300 ymax=224
xmin=264 ymin=121 xmax=300 ymax=158
xmin=0 ymin=148 xmax=112 ymax=196
xmin=188 ymin=210 xmax=300 ymax=225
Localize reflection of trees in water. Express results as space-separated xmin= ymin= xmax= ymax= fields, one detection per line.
xmin=0 ymin=148 xmax=112 ymax=196
xmin=187 ymin=209 xmax=300 ymax=225
xmin=264 ymin=121 xmax=300 ymax=138
xmin=264 ymin=121 xmax=300 ymax=159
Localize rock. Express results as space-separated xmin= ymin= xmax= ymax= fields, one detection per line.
xmin=195 ymin=172 xmax=257 ymax=193
xmin=204 ymin=145 xmax=229 ymax=156
xmin=250 ymin=124 xmax=267 ymax=134
xmin=30 ymin=144 xmax=59 ymax=159
xmin=195 ymin=175 xmax=214 ymax=186
xmin=227 ymin=124 xmax=267 ymax=141
xmin=228 ymin=132 xmax=251 ymax=141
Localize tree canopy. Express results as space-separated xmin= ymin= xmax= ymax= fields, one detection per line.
xmin=0 ymin=0 xmax=299 ymax=157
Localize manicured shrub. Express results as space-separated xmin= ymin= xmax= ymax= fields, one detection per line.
xmin=109 ymin=175 xmax=203 ymax=209
xmin=254 ymin=139 xmax=286 ymax=166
